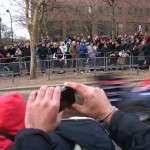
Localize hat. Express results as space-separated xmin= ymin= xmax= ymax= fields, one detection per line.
xmin=65 ymin=37 xmax=69 ymax=42
xmin=0 ymin=93 xmax=26 ymax=150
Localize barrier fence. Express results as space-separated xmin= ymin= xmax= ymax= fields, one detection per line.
xmin=0 ymin=51 xmax=150 ymax=82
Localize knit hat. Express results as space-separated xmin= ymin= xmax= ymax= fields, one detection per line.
xmin=0 ymin=93 xmax=26 ymax=150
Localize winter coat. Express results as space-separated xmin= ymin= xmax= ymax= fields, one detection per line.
xmin=0 ymin=93 xmax=26 ymax=150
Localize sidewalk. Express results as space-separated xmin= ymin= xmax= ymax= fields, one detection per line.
xmin=0 ymin=70 xmax=149 ymax=94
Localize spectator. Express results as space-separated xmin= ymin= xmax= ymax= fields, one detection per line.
xmin=65 ymin=38 xmax=72 ymax=68
xmin=87 ymin=41 xmax=97 ymax=71
xmin=35 ymin=43 xmax=40 ymax=69
xmin=117 ymin=50 xmax=130 ymax=70
xmin=0 ymin=52 xmax=4 ymax=61
xmin=108 ymin=51 xmax=118 ymax=68
xmin=15 ymin=47 xmax=22 ymax=57
xmin=78 ymin=42 xmax=87 ymax=73
xmin=86 ymin=35 xmax=92 ymax=45
xmin=22 ymin=42 xmax=31 ymax=75
xmin=46 ymin=35 xmax=52 ymax=43
xmin=38 ymin=42 xmax=48 ymax=76
xmin=145 ymin=36 xmax=150 ymax=66
xmin=138 ymin=40 xmax=146 ymax=68
xmin=53 ymin=48 xmax=65 ymax=74
xmin=0 ymin=93 xmax=26 ymax=150
xmin=51 ymin=42 xmax=59 ymax=54
xmin=70 ymin=41 xmax=78 ymax=70
xmin=0 ymin=44 xmax=4 ymax=54
xmin=59 ymin=41 xmax=66 ymax=54
xmin=8 ymin=44 xmax=16 ymax=56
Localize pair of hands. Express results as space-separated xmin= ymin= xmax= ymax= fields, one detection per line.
xmin=25 ymin=82 xmax=115 ymax=133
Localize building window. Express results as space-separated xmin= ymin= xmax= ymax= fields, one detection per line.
xmin=128 ymin=7 xmax=132 ymax=15
xmin=134 ymin=8 xmax=139 ymax=15
xmin=97 ymin=21 xmax=111 ymax=36
xmin=145 ymin=25 xmax=149 ymax=32
xmin=99 ymin=6 xmax=103 ymax=13
xmin=140 ymin=8 xmax=143 ymax=15
xmin=127 ymin=23 xmax=139 ymax=33
xmin=105 ymin=6 xmax=111 ymax=14
xmin=127 ymin=23 xmax=132 ymax=33
xmin=133 ymin=23 xmax=138 ymax=32
xmin=116 ymin=22 xmax=123 ymax=36
xmin=117 ymin=7 xmax=122 ymax=14
xmin=145 ymin=8 xmax=150 ymax=16
xmin=66 ymin=21 xmax=86 ymax=37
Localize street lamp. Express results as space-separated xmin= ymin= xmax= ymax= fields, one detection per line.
xmin=0 ymin=17 xmax=2 ymax=40
xmin=6 ymin=10 xmax=13 ymax=44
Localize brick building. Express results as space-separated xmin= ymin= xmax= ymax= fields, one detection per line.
xmin=43 ymin=0 xmax=150 ymax=40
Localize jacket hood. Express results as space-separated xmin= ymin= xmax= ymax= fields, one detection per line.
xmin=0 ymin=93 xmax=26 ymax=150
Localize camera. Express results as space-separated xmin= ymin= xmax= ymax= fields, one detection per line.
xmin=59 ymin=86 xmax=76 ymax=112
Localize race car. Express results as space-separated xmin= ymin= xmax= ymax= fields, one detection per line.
xmin=96 ymin=73 xmax=150 ymax=121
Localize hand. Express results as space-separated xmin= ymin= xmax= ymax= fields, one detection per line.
xmin=25 ymin=86 xmax=63 ymax=133
xmin=64 ymin=82 xmax=117 ymax=124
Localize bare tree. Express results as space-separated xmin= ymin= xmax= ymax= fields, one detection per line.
xmin=9 ymin=0 xmax=57 ymax=79
xmin=103 ymin=0 xmax=136 ymax=40
xmin=63 ymin=0 xmax=100 ymax=37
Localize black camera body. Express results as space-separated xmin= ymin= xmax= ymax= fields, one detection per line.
xmin=59 ymin=86 xmax=76 ymax=112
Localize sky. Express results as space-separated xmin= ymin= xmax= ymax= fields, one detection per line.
xmin=0 ymin=0 xmax=30 ymax=39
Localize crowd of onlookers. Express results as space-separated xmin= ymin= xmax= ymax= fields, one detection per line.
xmin=0 ymin=32 xmax=150 ymax=76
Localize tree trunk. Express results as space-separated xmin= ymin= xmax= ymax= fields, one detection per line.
xmin=29 ymin=34 xmax=36 ymax=79
xmin=111 ymin=1 xmax=115 ymax=41
xmin=25 ymin=0 xmax=46 ymax=79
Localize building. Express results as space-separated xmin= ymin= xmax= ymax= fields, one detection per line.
xmin=43 ymin=0 xmax=150 ymax=40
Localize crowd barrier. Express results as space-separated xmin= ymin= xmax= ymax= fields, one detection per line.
xmin=0 ymin=51 xmax=150 ymax=81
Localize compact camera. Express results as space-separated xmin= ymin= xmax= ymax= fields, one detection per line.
xmin=59 ymin=86 xmax=76 ymax=112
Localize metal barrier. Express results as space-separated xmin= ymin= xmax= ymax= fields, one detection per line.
xmin=1 ymin=52 xmax=148 ymax=82
xmin=0 ymin=62 xmax=14 ymax=82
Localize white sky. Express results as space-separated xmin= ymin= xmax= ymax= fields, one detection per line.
xmin=0 ymin=0 xmax=30 ymax=39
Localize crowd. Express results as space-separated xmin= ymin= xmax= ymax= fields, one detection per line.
xmin=0 ymin=32 xmax=150 ymax=75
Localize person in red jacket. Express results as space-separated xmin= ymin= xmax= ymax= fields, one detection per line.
xmin=0 ymin=93 xmax=26 ymax=150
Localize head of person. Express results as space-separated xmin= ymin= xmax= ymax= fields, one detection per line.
xmin=41 ymin=42 xmax=45 ymax=47
xmin=0 ymin=93 xmax=26 ymax=150
xmin=136 ymin=38 xmax=140 ymax=43
xmin=104 ymin=43 xmax=107 ymax=48
xmin=46 ymin=42 xmax=50 ymax=47
xmin=4 ymin=46 xmax=8 ymax=51
xmin=6 ymin=52 xmax=11 ymax=58
xmin=53 ymin=42 xmax=58 ymax=48
xmin=9 ymin=44 xmax=13 ymax=49
xmin=87 ymin=35 xmax=91 ymax=40
xmin=81 ymin=42 xmax=85 ymax=46
xmin=60 ymin=41 xmax=65 ymax=46
xmin=76 ymin=41 xmax=80 ymax=46
xmin=90 ymin=41 xmax=93 ymax=46
xmin=57 ymin=48 xmax=62 ymax=53
xmin=72 ymin=41 xmax=76 ymax=46
xmin=25 ymin=42 xmax=30 ymax=47
xmin=77 ymin=36 xmax=80 ymax=41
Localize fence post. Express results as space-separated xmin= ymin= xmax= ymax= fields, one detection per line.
xmin=48 ymin=59 xmax=50 ymax=81
xmin=137 ymin=64 xmax=139 ymax=75
xmin=12 ymin=71 xmax=14 ymax=82
xmin=105 ymin=53 xmax=107 ymax=71
xmin=19 ymin=57 xmax=22 ymax=76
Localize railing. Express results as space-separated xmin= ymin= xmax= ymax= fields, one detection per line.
xmin=1 ymin=51 xmax=150 ymax=81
